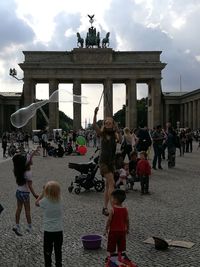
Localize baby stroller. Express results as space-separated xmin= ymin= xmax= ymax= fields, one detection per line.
xmin=68 ymin=149 xmax=105 ymax=194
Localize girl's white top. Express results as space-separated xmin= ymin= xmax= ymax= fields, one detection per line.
xmin=39 ymin=197 xmax=63 ymax=232
xmin=17 ymin=170 xmax=32 ymax=192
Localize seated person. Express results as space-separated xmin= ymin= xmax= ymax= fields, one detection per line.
xmin=116 ymin=162 xmax=129 ymax=191
xmin=114 ymin=152 xmax=124 ymax=184
xmin=56 ymin=144 xmax=64 ymax=157
xmin=129 ymin=151 xmax=140 ymax=185
xmin=46 ymin=143 xmax=56 ymax=156
xmin=65 ymin=142 xmax=73 ymax=155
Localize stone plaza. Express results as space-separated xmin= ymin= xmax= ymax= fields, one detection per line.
xmin=0 ymin=143 xmax=200 ymax=267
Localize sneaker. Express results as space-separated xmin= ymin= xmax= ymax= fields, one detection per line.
xmin=26 ymin=227 xmax=32 ymax=233
xmin=12 ymin=227 xmax=23 ymax=236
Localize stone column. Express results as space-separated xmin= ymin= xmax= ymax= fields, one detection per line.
xmin=180 ymin=104 xmax=184 ymax=128
xmin=103 ymin=79 xmax=113 ymax=118
xmin=149 ymin=78 xmax=162 ymax=128
xmin=165 ymin=103 xmax=170 ymax=125
xmin=198 ymin=100 xmax=200 ymax=128
xmin=147 ymin=83 xmax=152 ymax=128
xmin=192 ymin=100 xmax=197 ymax=129
xmin=49 ymin=79 xmax=59 ymax=131
xmin=73 ymin=79 xmax=82 ymax=130
xmin=188 ymin=101 xmax=192 ymax=128
xmin=184 ymin=103 xmax=187 ymax=128
xmin=23 ymin=79 xmax=36 ymax=133
xmin=0 ymin=104 xmax=4 ymax=135
xmin=125 ymin=79 xmax=137 ymax=129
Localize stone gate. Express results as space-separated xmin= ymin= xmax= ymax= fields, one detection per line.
xmin=19 ymin=48 xmax=166 ymax=131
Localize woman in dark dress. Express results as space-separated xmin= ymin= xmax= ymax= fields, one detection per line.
xmin=93 ymin=107 xmax=121 ymax=216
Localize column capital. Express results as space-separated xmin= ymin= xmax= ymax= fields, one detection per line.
xmin=49 ymin=79 xmax=59 ymax=87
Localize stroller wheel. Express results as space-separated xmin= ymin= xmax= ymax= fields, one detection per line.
xmin=68 ymin=186 xmax=73 ymax=193
xmin=74 ymin=188 xmax=81 ymax=195
xmin=94 ymin=180 xmax=105 ymax=192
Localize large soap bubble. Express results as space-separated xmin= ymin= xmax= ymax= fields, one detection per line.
xmin=10 ymin=88 xmax=88 ymax=128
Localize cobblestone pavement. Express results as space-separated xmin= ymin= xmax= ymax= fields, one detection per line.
xmin=0 ymin=143 xmax=200 ymax=267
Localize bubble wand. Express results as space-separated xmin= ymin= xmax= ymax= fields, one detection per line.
xmin=97 ymin=89 xmax=104 ymax=108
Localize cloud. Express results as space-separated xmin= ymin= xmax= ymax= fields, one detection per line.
xmin=0 ymin=0 xmax=35 ymax=49
xmin=1 ymin=0 xmax=200 ymax=109
xmin=102 ymin=0 xmax=200 ymax=91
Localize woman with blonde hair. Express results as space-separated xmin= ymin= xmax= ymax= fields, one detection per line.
xmin=36 ymin=181 xmax=63 ymax=267
xmin=93 ymin=107 xmax=121 ymax=216
xmin=121 ymin=127 xmax=138 ymax=160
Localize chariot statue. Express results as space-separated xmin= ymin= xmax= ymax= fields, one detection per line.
xmin=76 ymin=15 xmax=110 ymax=49
xmin=85 ymin=26 xmax=100 ymax=48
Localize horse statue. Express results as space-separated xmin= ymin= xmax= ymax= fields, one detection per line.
xmin=102 ymin=32 xmax=110 ymax=48
xmin=77 ymin=32 xmax=84 ymax=48
xmin=96 ymin=32 xmax=100 ymax=48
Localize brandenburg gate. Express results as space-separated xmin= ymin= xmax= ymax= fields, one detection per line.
xmin=19 ymin=17 xmax=166 ymax=132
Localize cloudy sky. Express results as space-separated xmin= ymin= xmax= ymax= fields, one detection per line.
xmin=1 ymin=0 xmax=200 ymax=125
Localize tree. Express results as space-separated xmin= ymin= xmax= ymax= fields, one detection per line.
xmin=113 ymin=105 xmax=126 ymax=128
xmin=113 ymin=98 xmax=147 ymax=128
xmin=36 ymin=104 xmax=73 ymax=130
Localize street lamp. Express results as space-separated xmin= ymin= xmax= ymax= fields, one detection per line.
xmin=9 ymin=68 xmax=23 ymax=81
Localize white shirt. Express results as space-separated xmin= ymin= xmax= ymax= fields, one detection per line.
xmin=119 ymin=168 xmax=128 ymax=179
xmin=42 ymin=133 xmax=48 ymax=142
xmin=17 ymin=170 xmax=32 ymax=192
xmin=39 ymin=197 xmax=63 ymax=232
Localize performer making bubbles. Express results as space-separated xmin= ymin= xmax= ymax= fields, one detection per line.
xmin=93 ymin=107 xmax=121 ymax=216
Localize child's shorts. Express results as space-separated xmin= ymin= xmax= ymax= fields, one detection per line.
xmin=107 ymin=231 xmax=126 ymax=253
xmin=16 ymin=190 xmax=30 ymax=202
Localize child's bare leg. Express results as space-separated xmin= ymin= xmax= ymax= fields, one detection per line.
xmin=24 ymin=200 xmax=31 ymax=224
xmin=103 ymin=172 xmax=115 ymax=215
xmin=15 ymin=200 xmax=23 ymax=224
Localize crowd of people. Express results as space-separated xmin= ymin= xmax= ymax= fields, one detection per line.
xmin=1 ymin=118 xmax=200 ymax=266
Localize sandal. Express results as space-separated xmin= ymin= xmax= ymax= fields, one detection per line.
xmin=102 ymin=207 xmax=109 ymax=216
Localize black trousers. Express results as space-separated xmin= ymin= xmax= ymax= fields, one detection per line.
xmin=152 ymin=144 xmax=162 ymax=168
xmin=140 ymin=176 xmax=149 ymax=193
xmin=44 ymin=231 xmax=63 ymax=267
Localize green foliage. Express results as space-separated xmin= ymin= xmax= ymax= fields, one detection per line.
xmin=59 ymin=110 xmax=73 ymax=130
xmin=113 ymin=98 xmax=148 ymax=128
xmin=137 ymin=97 xmax=147 ymax=127
xmin=36 ymin=104 xmax=73 ymax=130
xmin=113 ymin=105 xmax=126 ymax=128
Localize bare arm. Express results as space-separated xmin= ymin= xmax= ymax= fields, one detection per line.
xmin=28 ymin=146 xmax=41 ymax=164
xmin=35 ymin=187 xmax=45 ymax=206
xmin=93 ymin=107 xmax=101 ymax=136
xmin=126 ymin=209 xmax=129 ymax=234
xmin=27 ymin=180 xmax=38 ymax=199
xmin=105 ymin=209 xmax=113 ymax=233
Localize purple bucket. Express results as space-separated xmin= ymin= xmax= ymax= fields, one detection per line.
xmin=81 ymin=234 xmax=102 ymax=250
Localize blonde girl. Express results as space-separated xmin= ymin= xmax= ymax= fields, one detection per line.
xmin=121 ymin=127 xmax=138 ymax=160
xmin=36 ymin=181 xmax=63 ymax=267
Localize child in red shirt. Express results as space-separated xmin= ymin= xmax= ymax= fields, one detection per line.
xmin=105 ymin=189 xmax=129 ymax=261
xmin=136 ymin=151 xmax=151 ymax=194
